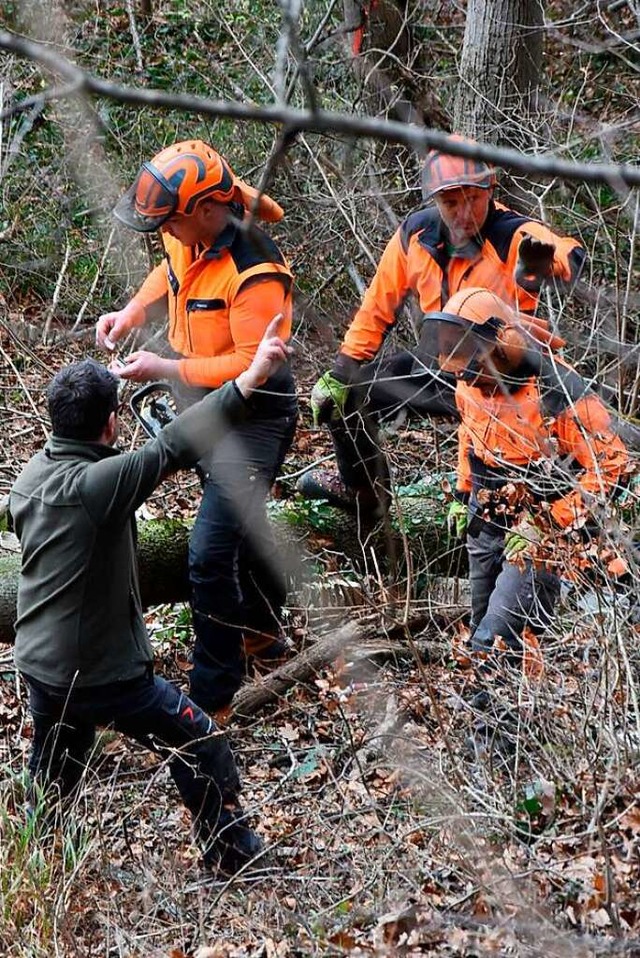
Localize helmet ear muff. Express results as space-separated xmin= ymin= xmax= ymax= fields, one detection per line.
xmin=495 ymin=325 xmax=527 ymax=367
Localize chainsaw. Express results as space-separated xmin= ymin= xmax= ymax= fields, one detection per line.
xmin=129 ymin=381 xmax=177 ymax=439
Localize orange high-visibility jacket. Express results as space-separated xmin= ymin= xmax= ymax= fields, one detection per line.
xmin=340 ymin=202 xmax=585 ymax=364
xmin=454 ymin=357 xmax=628 ymax=529
xmin=121 ymin=223 xmax=293 ymax=388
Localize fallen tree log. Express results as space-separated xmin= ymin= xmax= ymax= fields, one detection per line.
xmin=232 ymin=605 xmax=467 ymax=720
xmin=0 ymin=487 xmax=462 ymax=644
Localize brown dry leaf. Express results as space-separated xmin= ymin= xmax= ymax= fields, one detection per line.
xmin=376 ymin=904 xmax=418 ymax=948
xmin=328 ymin=931 xmax=358 ymax=950
xmin=447 ymin=927 xmax=470 ymax=952
xmin=472 ymin=892 xmax=492 ymax=919
xmin=451 ymin=626 xmax=472 ymax=669
xmin=175 ymin=653 xmax=192 ymax=672
xmin=263 ymin=939 xmax=290 ymax=957
xmin=589 ymin=907 xmax=612 ymax=928
xmin=279 ymin=723 xmax=299 ymax=742
xmin=194 ymin=947 xmax=229 ymax=958
xmin=620 ymin=805 xmax=640 ymax=834
xmin=522 ymin=626 xmax=545 ymax=682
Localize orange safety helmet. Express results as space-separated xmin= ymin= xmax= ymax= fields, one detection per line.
xmin=113 ymin=140 xmax=284 ymax=232
xmin=421 ymin=287 xmax=565 ymax=380
xmin=422 ymin=135 xmax=496 ymax=200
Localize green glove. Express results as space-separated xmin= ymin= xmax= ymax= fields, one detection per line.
xmin=504 ymin=515 xmax=542 ymax=561
xmin=447 ymin=500 xmax=468 ymax=539
xmin=310 ymin=371 xmax=350 ymax=427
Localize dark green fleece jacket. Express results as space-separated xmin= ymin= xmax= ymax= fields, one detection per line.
xmin=11 ymin=381 xmax=248 ymax=688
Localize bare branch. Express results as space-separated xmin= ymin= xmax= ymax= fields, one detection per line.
xmin=0 ymin=29 xmax=639 ymax=188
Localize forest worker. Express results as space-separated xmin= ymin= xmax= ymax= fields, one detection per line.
xmin=423 ymin=287 xmax=629 ymax=742
xmin=95 ymin=140 xmax=298 ymax=717
xmin=10 ymin=323 xmax=291 ymax=872
xmin=303 ymin=136 xmax=586 ymax=516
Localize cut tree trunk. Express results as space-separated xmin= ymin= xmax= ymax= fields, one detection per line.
xmin=342 ymin=0 xmax=449 ymax=128
xmin=0 ymin=491 xmax=460 ymax=645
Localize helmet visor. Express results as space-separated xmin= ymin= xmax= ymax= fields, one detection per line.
xmin=421 ymin=314 xmax=496 ymax=376
xmin=113 ymin=162 xmax=179 ymax=232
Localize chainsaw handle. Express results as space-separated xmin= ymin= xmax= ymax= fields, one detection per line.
xmin=129 ymin=381 xmax=177 ymax=439
xmin=128 ymin=381 xmax=173 ymax=410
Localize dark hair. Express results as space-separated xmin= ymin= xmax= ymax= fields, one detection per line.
xmin=47 ymin=358 xmax=118 ymax=441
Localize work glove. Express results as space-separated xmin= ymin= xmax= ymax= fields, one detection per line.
xmin=447 ymin=500 xmax=468 ymax=539
xmin=503 ymin=514 xmax=542 ymax=561
xmin=515 ymin=234 xmax=556 ymax=292
xmin=310 ymin=371 xmax=350 ymax=426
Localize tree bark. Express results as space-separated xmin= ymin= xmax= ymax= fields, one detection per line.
xmin=453 ymin=0 xmax=545 ymax=212
xmin=453 ymin=0 xmax=544 ymax=150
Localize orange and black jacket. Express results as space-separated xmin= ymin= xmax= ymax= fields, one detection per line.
xmin=454 ymin=355 xmax=628 ymax=531
xmin=337 ymin=201 xmax=585 ymax=374
xmin=121 ymin=221 xmax=296 ymax=414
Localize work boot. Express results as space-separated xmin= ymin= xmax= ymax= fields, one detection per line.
xmin=465 ymin=702 xmax=519 ymax=769
xmin=296 ymin=468 xmax=356 ymax=511
xmin=467 ymin=718 xmax=516 ymax=766
xmin=297 ymin=468 xmax=389 ymax=520
xmin=217 ymin=824 xmax=265 ymax=876
xmin=243 ymin=630 xmax=292 ymax=660
xmin=201 ymin=810 xmax=265 ymax=876
xmin=243 ymin=631 xmax=293 ymax=678
xmin=466 ymin=686 xmax=492 ymax=712
xmin=463 ymin=682 xmax=518 ymax=766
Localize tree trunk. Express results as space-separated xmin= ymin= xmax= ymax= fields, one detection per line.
xmin=453 ymin=0 xmax=545 ymax=212
xmin=342 ymin=0 xmax=449 ymax=128
xmin=453 ymin=0 xmax=544 ymax=150
xmin=0 ymin=492 xmax=462 ymax=645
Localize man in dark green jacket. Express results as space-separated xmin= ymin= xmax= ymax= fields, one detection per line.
xmin=10 ymin=318 xmax=290 ymax=874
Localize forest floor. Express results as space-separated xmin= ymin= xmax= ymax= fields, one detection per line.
xmin=1 ymin=321 xmax=639 ymax=957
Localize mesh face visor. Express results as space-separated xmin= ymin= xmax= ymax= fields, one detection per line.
xmin=420 ymin=313 xmax=498 ymax=378
xmin=113 ymin=163 xmax=179 ymax=232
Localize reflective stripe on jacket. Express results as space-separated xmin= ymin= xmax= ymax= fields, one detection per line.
xmin=341 ymin=201 xmax=585 ymax=363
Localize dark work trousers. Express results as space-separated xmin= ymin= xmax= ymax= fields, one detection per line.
xmin=467 ymin=526 xmax=561 ymax=655
xmin=188 ymin=412 xmax=297 ymax=713
xmin=23 ymin=671 xmax=242 ymax=850
xmin=329 ymin=350 xmax=458 ymax=507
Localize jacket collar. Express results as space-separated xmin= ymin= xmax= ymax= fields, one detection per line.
xmin=420 ymin=199 xmax=499 ymax=259
xmin=45 ymin=435 xmax=121 ymax=462
xmin=203 ymin=220 xmax=239 ymax=258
